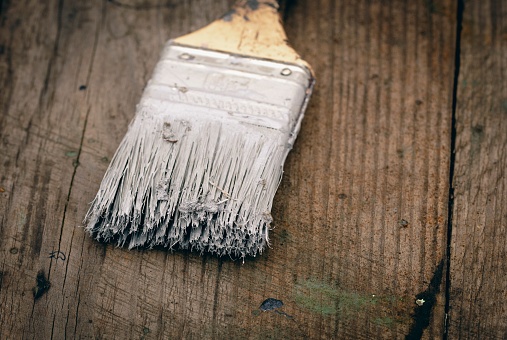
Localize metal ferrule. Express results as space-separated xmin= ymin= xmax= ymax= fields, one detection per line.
xmin=141 ymin=42 xmax=314 ymax=137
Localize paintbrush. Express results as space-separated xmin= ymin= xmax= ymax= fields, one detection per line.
xmin=85 ymin=0 xmax=314 ymax=258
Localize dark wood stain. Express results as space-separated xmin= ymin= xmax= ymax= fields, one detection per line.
xmin=406 ymin=260 xmax=444 ymax=339
xmin=33 ymin=270 xmax=51 ymax=300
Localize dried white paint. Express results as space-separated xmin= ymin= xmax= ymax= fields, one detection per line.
xmin=85 ymin=43 xmax=313 ymax=257
xmin=416 ymin=299 xmax=426 ymax=306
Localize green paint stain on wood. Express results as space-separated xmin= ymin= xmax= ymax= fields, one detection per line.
xmin=293 ymin=279 xmax=412 ymax=329
xmin=373 ymin=316 xmax=395 ymax=327
xmin=294 ymin=279 xmax=375 ymax=316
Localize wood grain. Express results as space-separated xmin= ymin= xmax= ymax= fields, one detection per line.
xmin=281 ymin=1 xmax=455 ymax=338
xmin=448 ymin=0 xmax=507 ymax=338
xmin=0 ymin=0 xmax=461 ymax=339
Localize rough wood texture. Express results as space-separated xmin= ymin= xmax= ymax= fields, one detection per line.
xmin=448 ymin=0 xmax=507 ymax=339
xmin=0 ymin=0 xmax=484 ymax=339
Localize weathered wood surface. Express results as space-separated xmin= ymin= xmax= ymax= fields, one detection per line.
xmin=1 ymin=0 xmax=500 ymax=339
xmin=448 ymin=0 xmax=507 ymax=339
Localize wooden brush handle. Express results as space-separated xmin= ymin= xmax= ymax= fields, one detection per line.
xmin=174 ymin=0 xmax=311 ymax=71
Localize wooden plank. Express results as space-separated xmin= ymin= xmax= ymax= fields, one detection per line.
xmin=280 ymin=1 xmax=455 ymax=338
xmin=0 ymin=0 xmax=457 ymax=339
xmin=0 ymin=0 xmax=99 ymax=338
xmin=448 ymin=0 xmax=507 ymax=338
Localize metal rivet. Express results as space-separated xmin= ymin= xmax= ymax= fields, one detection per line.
xmin=179 ymin=53 xmax=194 ymax=60
xmin=281 ymin=68 xmax=292 ymax=76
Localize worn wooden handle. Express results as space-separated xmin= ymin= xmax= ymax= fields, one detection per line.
xmin=174 ymin=0 xmax=311 ymax=71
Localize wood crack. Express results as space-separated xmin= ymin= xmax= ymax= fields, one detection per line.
xmin=55 ymin=0 xmax=102 ymax=255
xmin=443 ymin=0 xmax=464 ymax=338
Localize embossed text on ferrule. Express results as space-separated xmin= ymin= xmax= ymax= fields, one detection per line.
xmin=147 ymin=84 xmax=292 ymax=123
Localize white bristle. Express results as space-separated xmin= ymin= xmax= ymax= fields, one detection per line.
xmin=85 ymin=109 xmax=291 ymax=257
